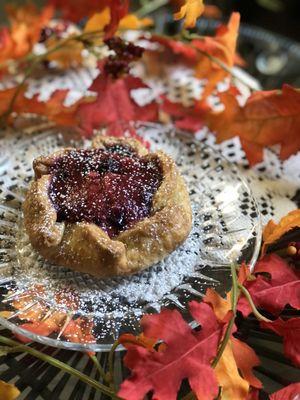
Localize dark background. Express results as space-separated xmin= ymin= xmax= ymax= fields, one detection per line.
xmin=213 ymin=0 xmax=300 ymax=41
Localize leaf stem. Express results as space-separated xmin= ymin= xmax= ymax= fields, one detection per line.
xmin=89 ymin=353 xmax=110 ymax=384
xmin=238 ymin=284 xmax=272 ymax=322
xmin=108 ymin=339 xmax=120 ymax=391
xmin=136 ymin=0 xmax=169 ymax=17
xmin=0 ymin=335 xmax=121 ymax=399
xmin=211 ymin=263 xmax=239 ymax=368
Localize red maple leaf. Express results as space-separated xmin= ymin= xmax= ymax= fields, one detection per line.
xmin=237 ymin=254 xmax=300 ymax=317
xmin=118 ymin=302 xmax=222 ymax=400
xmin=270 ymin=383 xmax=300 ymax=400
xmin=76 ymin=63 xmax=158 ymax=137
xmin=208 ymin=84 xmax=300 ymax=165
xmin=260 ymin=317 xmax=300 ymax=367
xmin=160 ymin=97 xmax=208 ymax=132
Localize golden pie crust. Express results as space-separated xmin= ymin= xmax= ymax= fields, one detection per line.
xmin=23 ymin=136 xmax=192 ymax=277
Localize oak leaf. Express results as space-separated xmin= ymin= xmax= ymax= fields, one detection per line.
xmin=238 ymin=254 xmax=300 ymax=317
xmin=0 ymin=86 xmax=94 ymax=127
xmin=208 ymin=84 xmax=300 ymax=165
xmin=173 ymin=0 xmax=205 ymax=28
xmin=76 ymin=63 xmax=158 ymax=136
xmin=262 ymin=210 xmax=300 ymax=255
xmin=192 ymin=13 xmax=240 ymax=99
xmin=261 ymin=317 xmax=300 ymax=367
xmin=270 ymin=383 xmax=300 ymax=400
xmin=0 ymin=380 xmax=20 ymax=400
xmin=118 ymin=302 xmax=222 ymax=400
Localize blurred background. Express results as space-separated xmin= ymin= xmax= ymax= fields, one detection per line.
xmin=0 ymin=0 xmax=299 ymax=88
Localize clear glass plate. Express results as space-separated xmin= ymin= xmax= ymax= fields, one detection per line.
xmin=0 ymin=123 xmax=261 ymax=351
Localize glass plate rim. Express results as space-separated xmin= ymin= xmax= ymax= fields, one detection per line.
xmin=0 ymin=123 xmax=262 ymax=352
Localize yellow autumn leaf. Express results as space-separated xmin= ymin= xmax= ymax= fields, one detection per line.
xmin=0 ymin=380 xmax=20 ymax=400
xmin=46 ymin=36 xmax=84 ymax=69
xmin=204 ymin=288 xmax=262 ymax=395
xmin=118 ymin=14 xmax=153 ymax=30
xmin=84 ymin=7 xmax=111 ymax=33
xmin=173 ymin=0 xmax=205 ymax=28
xmin=215 ymin=342 xmax=249 ymax=400
xmin=262 ymin=209 xmax=300 ymax=254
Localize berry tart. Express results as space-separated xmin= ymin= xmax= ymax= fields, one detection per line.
xmin=23 ymin=136 xmax=192 ymax=277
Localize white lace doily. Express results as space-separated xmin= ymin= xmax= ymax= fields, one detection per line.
xmin=10 ymin=61 xmax=298 ymax=226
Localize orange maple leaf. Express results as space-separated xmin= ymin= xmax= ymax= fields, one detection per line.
xmin=262 ymin=209 xmax=300 ymax=255
xmin=173 ymin=0 xmax=205 ymax=28
xmin=204 ymin=288 xmax=262 ymax=394
xmin=215 ymin=342 xmax=250 ymax=400
xmin=45 ymin=36 xmax=84 ymax=69
xmin=84 ymin=7 xmax=112 ymax=34
xmin=231 ymin=337 xmax=262 ymax=389
xmin=118 ymin=14 xmax=153 ymax=30
xmin=119 ymin=333 xmax=157 ymax=350
xmin=84 ymin=9 xmax=152 ymax=43
xmin=192 ymin=12 xmax=240 ymax=100
xmin=0 ymin=3 xmax=53 ymax=63
xmin=208 ymin=84 xmax=300 ymax=165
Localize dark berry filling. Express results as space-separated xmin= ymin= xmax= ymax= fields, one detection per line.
xmin=48 ymin=145 xmax=163 ymax=238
